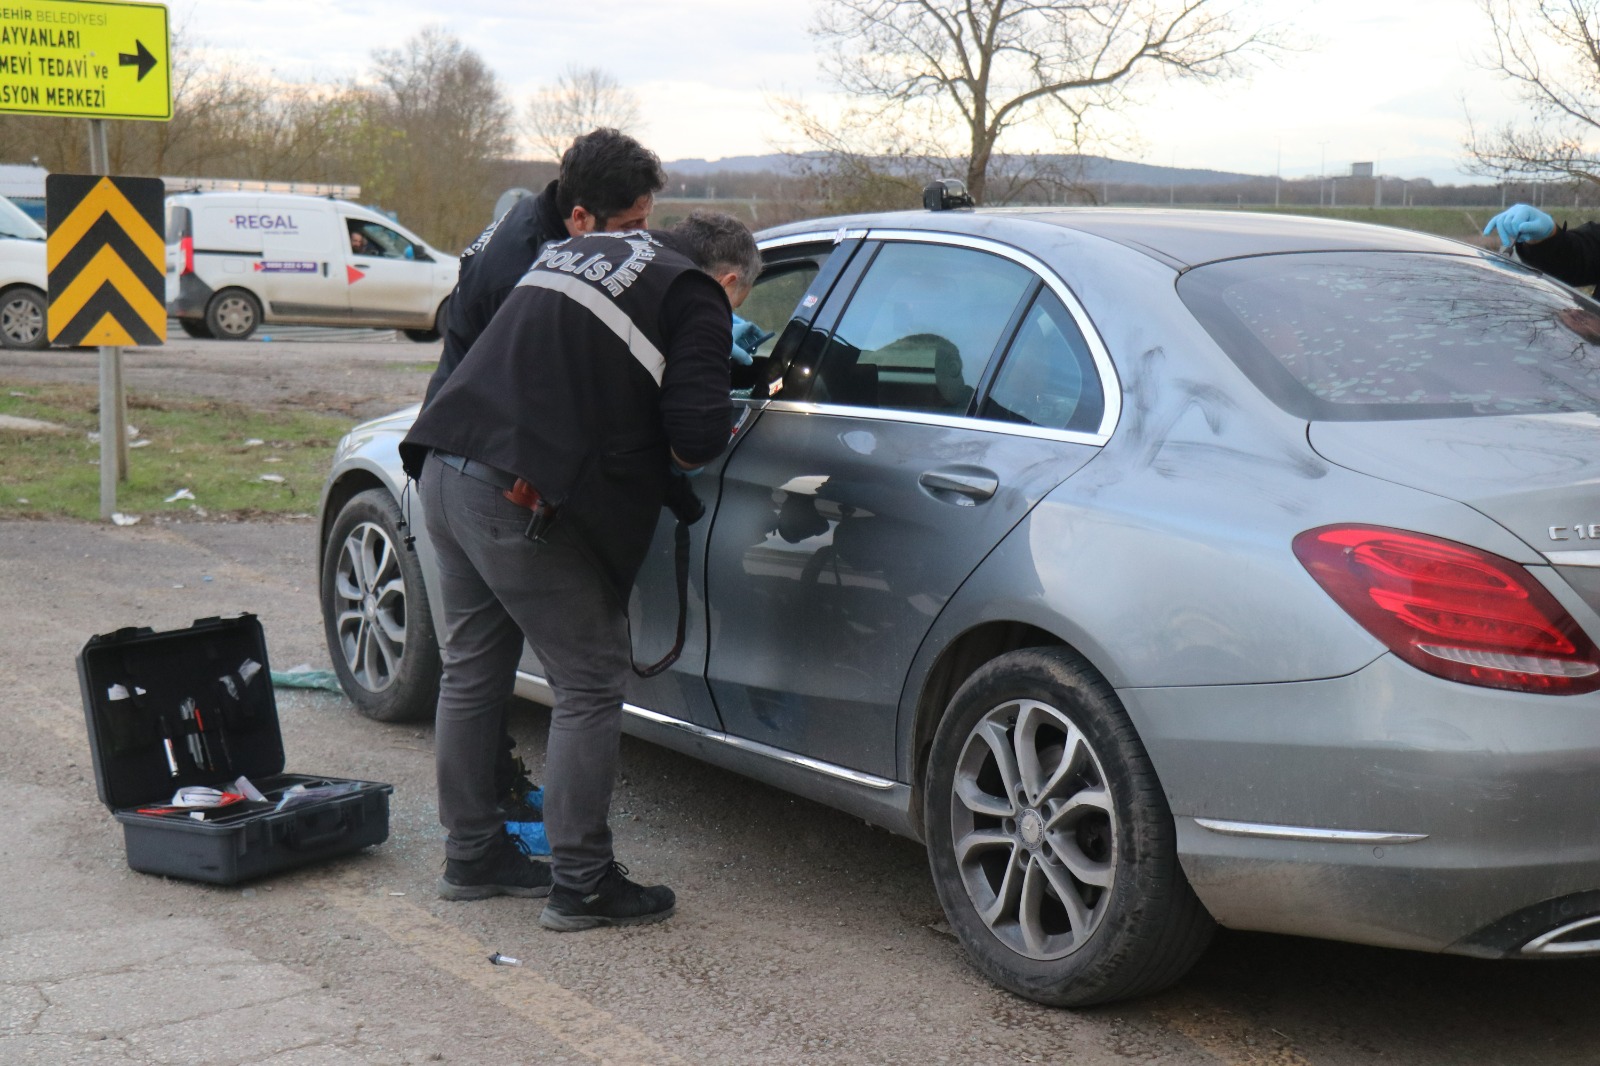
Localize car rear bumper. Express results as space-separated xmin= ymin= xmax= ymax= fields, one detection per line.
xmin=168 ymin=273 xmax=212 ymax=318
xmin=1120 ymin=656 xmax=1600 ymax=956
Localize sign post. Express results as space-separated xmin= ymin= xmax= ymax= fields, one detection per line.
xmin=0 ymin=0 xmax=170 ymax=520
xmin=85 ymin=116 xmax=129 ymax=486
xmin=46 ymin=172 xmax=166 ymax=517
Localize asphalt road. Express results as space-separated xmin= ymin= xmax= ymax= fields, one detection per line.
xmin=3 ymin=333 xmax=1600 ymax=1064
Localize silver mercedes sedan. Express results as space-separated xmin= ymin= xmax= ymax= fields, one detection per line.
xmin=317 ymin=206 xmax=1600 ymax=1007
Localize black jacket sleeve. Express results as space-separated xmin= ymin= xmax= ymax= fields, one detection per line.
xmin=1518 ymin=221 xmax=1600 ymax=288
xmin=423 ymin=283 xmax=509 ymax=407
xmin=657 ymin=271 xmax=734 ymax=466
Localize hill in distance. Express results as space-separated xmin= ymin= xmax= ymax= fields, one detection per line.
xmin=662 ymin=152 xmax=1261 ymax=188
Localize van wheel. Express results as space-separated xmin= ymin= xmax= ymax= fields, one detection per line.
xmin=206 ymin=289 xmax=261 ymax=340
xmin=179 ymin=319 xmax=213 ymax=339
xmin=404 ymin=297 xmax=448 ymax=343
xmin=0 ymin=286 xmax=47 ymax=349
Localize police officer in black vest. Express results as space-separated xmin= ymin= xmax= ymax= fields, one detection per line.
xmin=400 ymin=211 xmax=760 ymax=928
xmin=423 ymin=128 xmax=665 ymax=823
xmin=424 ymin=128 xmax=665 ymax=409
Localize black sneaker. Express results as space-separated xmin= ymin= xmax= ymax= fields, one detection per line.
xmin=538 ymin=862 xmax=676 ymax=931
xmin=438 ymin=830 xmax=553 ymax=901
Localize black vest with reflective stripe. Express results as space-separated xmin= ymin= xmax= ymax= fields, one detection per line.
xmin=402 ymin=230 xmax=699 ymax=591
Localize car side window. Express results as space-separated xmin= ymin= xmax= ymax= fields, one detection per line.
xmin=740 ymin=262 xmax=819 ymax=361
xmin=813 ymin=242 xmax=1032 ymax=415
xmin=349 ymin=220 xmax=419 ymax=260
xmin=979 ymin=290 xmax=1105 ymax=433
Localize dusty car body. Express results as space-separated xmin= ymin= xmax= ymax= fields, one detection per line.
xmin=318 ymin=206 xmax=1600 ymax=1005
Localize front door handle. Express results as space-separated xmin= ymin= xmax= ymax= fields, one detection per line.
xmin=918 ymin=467 xmax=998 ymax=505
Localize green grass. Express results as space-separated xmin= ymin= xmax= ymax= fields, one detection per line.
xmin=386 ymin=361 xmax=438 ymax=373
xmin=0 ymin=381 xmax=354 ymax=520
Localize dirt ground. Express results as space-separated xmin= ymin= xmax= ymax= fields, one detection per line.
xmin=4 ymin=331 xmax=1600 ymax=1064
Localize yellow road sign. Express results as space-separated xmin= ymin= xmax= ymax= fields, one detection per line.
xmin=0 ymin=0 xmax=169 ymax=120
xmin=46 ymin=173 xmax=165 ymax=346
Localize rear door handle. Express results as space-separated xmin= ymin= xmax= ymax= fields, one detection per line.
xmin=918 ymin=467 xmax=998 ymax=504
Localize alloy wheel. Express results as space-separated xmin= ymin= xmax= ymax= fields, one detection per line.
xmin=949 ymin=697 xmax=1117 ymax=960
xmin=330 ymin=519 xmax=409 ymax=693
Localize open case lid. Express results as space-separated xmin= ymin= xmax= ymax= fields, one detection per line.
xmin=76 ymin=614 xmax=287 ymax=810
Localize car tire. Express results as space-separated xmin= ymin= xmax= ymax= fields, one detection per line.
xmin=924 ymin=647 xmax=1214 ymax=1007
xmin=205 ymin=288 xmax=261 ymax=340
xmin=178 ymin=318 xmax=214 ymax=339
xmin=321 ymin=487 xmax=441 ymax=723
xmin=0 ymin=285 xmax=47 ymax=349
xmin=404 ymin=297 xmax=448 ymax=343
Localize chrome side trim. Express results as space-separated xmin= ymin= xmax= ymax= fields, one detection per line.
xmin=1545 ymin=549 xmax=1600 ymax=568
xmin=758 ymin=230 xmax=866 ymax=252
xmin=513 ymin=670 xmax=898 ymax=792
xmin=864 ymin=228 xmax=1124 ymax=440
xmin=761 ymin=399 xmax=1109 ymax=447
xmin=624 ymin=702 xmax=899 ymax=790
xmin=1193 ymin=817 xmax=1428 ymax=845
xmin=1521 ymin=915 xmax=1600 ymax=956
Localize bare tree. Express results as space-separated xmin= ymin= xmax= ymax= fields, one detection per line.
xmin=358 ymin=26 xmax=514 ymax=248
xmin=805 ymin=0 xmax=1278 ymax=204
xmin=523 ymin=66 xmax=643 ymax=162
xmin=0 ymin=25 xmax=508 ymax=248
xmin=1467 ymin=0 xmax=1600 ymax=187
xmin=0 ymin=31 xmax=362 ymax=184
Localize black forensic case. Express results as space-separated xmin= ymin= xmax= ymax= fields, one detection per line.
xmin=77 ymin=614 xmax=393 ymax=885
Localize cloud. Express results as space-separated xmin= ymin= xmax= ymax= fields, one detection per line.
xmin=177 ymin=0 xmax=1527 ymax=180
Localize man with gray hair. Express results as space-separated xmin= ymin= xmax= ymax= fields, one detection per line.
xmin=399 ymin=210 xmax=760 ymax=929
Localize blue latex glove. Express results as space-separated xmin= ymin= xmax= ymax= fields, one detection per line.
xmin=1484 ymin=204 xmax=1554 ymax=249
xmin=730 ymin=314 xmax=774 ymax=366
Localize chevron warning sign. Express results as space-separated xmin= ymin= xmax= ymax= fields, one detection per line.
xmin=46 ymin=173 xmax=166 ymax=347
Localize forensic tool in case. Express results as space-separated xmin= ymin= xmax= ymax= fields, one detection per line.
xmin=78 ymin=614 xmax=393 ymax=885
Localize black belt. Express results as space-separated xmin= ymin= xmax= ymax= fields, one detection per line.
xmin=435 ymin=451 xmax=517 ymax=491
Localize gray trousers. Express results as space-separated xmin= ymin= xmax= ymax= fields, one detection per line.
xmin=420 ymin=451 xmax=630 ymax=892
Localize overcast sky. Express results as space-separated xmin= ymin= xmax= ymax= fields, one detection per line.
xmin=174 ymin=0 xmax=1531 ymax=185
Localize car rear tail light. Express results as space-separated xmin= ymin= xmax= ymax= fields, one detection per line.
xmin=180 ymin=236 xmax=194 ymax=276
xmin=1293 ymin=524 xmax=1600 ymax=695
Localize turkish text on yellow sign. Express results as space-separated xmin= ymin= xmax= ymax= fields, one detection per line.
xmin=0 ymin=0 xmax=169 ymax=120
xmin=47 ymin=173 xmax=165 ymax=346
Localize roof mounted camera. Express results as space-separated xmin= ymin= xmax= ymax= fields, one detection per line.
xmin=923 ymin=178 xmax=976 ymax=212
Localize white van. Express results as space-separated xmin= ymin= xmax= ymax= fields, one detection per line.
xmin=165 ymin=193 xmax=458 ymax=341
xmin=0 ymin=193 xmax=47 ymax=349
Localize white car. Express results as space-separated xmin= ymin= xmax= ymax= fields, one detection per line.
xmin=0 ymin=193 xmax=47 ymax=350
xmin=165 ymin=192 xmax=458 ymax=341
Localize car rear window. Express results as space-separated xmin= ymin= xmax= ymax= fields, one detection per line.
xmin=1178 ymin=251 xmax=1600 ymax=421
xmin=166 ymin=205 xmax=191 ymax=243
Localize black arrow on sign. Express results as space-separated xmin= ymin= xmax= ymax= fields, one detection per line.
xmin=118 ymin=41 xmax=157 ymax=81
